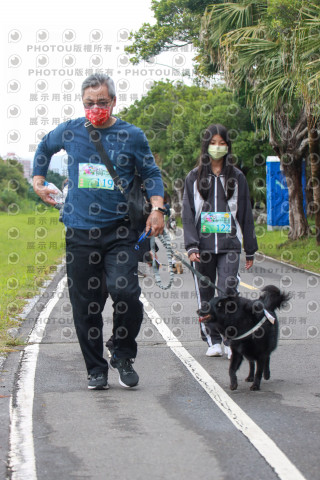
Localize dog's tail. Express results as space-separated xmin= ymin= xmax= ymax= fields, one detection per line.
xmin=260 ymin=285 xmax=291 ymax=312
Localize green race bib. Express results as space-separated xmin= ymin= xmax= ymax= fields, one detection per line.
xmin=201 ymin=212 xmax=231 ymax=233
xmin=78 ymin=163 xmax=114 ymax=189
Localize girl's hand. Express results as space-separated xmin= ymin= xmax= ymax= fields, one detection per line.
xmin=245 ymin=259 xmax=253 ymax=270
xmin=189 ymin=252 xmax=200 ymax=263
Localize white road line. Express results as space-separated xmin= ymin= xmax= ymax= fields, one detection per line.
xmin=9 ymin=345 xmax=38 ymax=480
xmin=8 ymin=276 xmax=67 ymax=480
xmin=141 ymin=294 xmax=307 ymax=480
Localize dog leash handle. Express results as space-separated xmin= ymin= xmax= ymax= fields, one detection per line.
xmin=134 ymin=228 xmax=152 ymax=251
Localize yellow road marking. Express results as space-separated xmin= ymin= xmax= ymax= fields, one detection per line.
xmin=240 ymin=281 xmax=257 ymax=290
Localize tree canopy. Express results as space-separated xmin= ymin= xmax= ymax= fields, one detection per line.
xmin=0 ymin=158 xmax=30 ymax=211
xmin=0 ymin=157 xmax=66 ymax=212
xmin=125 ymin=0 xmax=320 ymax=240
xmin=119 ymin=81 xmax=272 ymax=204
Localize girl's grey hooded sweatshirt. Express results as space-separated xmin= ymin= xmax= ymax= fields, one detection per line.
xmin=182 ymin=166 xmax=258 ymax=260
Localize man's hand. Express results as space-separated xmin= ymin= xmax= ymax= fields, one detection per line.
xmin=146 ymin=211 xmax=164 ymax=237
xmin=33 ymin=175 xmax=57 ymax=206
xmin=146 ymin=195 xmax=165 ymax=236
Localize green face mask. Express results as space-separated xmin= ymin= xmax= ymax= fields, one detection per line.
xmin=208 ymin=145 xmax=228 ymax=160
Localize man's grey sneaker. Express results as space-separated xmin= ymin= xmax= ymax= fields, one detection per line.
xmin=88 ymin=371 xmax=109 ymax=390
xmin=110 ymin=356 xmax=139 ymax=388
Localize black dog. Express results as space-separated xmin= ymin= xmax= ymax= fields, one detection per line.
xmin=199 ymin=285 xmax=290 ymax=391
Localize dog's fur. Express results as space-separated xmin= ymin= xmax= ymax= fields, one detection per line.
xmin=199 ymin=285 xmax=290 ymax=391
xmin=172 ymin=260 xmax=183 ymax=274
xmin=166 ymin=216 xmax=177 ymax=235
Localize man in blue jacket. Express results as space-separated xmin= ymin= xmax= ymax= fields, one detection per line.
xmin=33 ymin=73 xmax=165 ymax=390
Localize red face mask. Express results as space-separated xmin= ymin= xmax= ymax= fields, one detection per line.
xmin=85 ymin=106 xmax=111 ymax=126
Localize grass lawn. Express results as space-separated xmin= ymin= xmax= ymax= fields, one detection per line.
xmin=0 ymin=207 xmax=65 ymax=354
xmin=255 ymin=224 xmax=320 ymax=274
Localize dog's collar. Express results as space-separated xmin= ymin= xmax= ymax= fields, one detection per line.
xmin=231 ymin=309 xmax=275 ymax=341
xmin=263 ymin=309 xmax=275 ymax=324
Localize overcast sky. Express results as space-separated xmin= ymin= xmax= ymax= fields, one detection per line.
xmin=1 ymin=0 xmax=197 ymax=165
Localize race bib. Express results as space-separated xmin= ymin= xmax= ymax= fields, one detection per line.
xmin=78 ymin=163 xmax=114 ymax=189
xmin=201 ymin=212 xmax=231 ymax=233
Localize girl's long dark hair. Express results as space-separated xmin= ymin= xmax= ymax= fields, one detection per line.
xmin=197 ymin=123 xmax=236 ymax=201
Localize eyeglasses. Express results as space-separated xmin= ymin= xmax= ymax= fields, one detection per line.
xmin=83 ymin=100 xmax=113 ymax=109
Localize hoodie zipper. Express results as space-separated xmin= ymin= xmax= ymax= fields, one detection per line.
xmin=214 ymin=175 xmax=218 ymax=254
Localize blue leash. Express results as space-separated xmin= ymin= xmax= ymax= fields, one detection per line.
xmin=134 ymin=228 xmax=152 ymax=250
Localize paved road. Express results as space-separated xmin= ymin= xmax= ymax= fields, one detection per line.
xmin=1 ymin=227 xmax=320 ymax=480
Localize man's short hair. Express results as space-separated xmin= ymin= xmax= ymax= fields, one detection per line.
xmin=81 ymin=74 xmax=116 ymax=98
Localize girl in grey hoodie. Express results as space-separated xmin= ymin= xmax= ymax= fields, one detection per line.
xmin=182 ymin=123 xmax=258 ymax=358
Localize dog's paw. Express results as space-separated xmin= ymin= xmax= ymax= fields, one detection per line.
xmin=245 ymin=376 xmax=254 ymax=382
xmin=230 ymin=383 xmax=238 ymax=391
xmin=264 ymin=371 xmax=270 ymax=380
xmin=250 ymin=384 xmax=260 ymax=391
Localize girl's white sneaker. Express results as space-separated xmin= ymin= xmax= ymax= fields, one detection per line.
xmin=206 ymin=344 xmax=223 ymax=357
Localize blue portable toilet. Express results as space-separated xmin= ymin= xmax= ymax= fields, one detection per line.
xmin=266 ymin=156 xmax=306 ymax=230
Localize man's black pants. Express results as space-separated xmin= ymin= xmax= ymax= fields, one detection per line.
xmin=66 ymin=223 xmax=143 ymax=375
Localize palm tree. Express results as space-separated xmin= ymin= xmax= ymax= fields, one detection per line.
xmin=296 ymin=3 xmax=320 ymax=244
xmin=201 ymin=0 xmax=313 ymax=239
